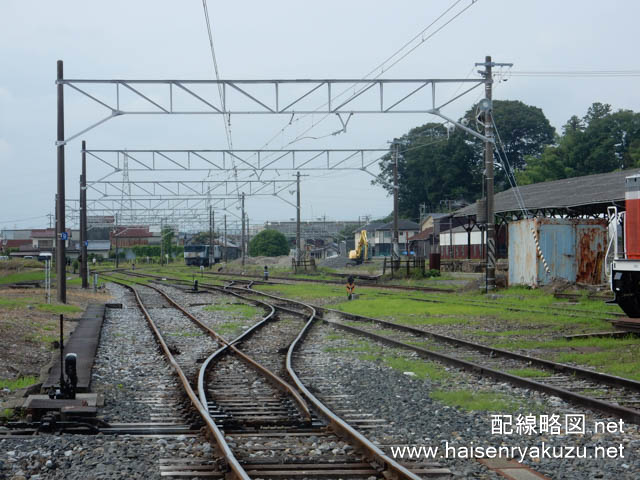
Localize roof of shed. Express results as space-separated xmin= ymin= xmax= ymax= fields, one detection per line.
xmin=455 ymin=168 xmax=638 ymax=218
xmin=376 ymin=219 xmax=420 ymax=231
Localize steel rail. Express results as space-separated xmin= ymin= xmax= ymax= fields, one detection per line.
xmin=314 ymin=306 xmax=640 ymax=392
xmin=110 ymin=271 xmax=426 ymax=479
xmin=322 ymin=319 xmax=640 ymax=425
xmin=103 ymin=274 xmax=313 ymax=422
xmin=230 ymin=285 xmax=425 ymax=480
xmin=108 ymin=279 xmax=250 ymax=480
xmin=234 ymin=284 xmax=640 ymax=425
xmin=148 ymin=283 xmax=313 ymax=422
xmin=114 ymin=270 xmax=640 ymax=423
xmin=197 ymin=270 xmax=621 ymax=320
xmin=197 ymin=269 xmax=455 ymax=293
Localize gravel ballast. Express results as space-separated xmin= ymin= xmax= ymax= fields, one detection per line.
xmin=295 ymin=322 xmax=640 ymax=479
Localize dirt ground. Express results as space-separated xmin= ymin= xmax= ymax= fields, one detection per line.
xmin=0 ymin=286 xmax=111 ymax=402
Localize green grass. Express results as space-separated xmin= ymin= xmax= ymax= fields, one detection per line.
xmin=383 ymin=356 xmax=450 ymax=381
xmin=323 ymin=337 xmax=449 ymax=381
xmin=257 ymin=282 xmax=346 ymax=301
xmin=0 ymin=270 xmax=44 ymax=284
xmin=203 ymin=303 xmax=261 ymax=319
xmin=0 ymin=408 xmax=15 ymax=421
xmin=506 ymin=368 xmax=553 ymax=378
xmin=492 ymin=336 xmax=640 ymax=381
xmin=36 ymin=303 xmax=82 ymax=314
xmin=26 ymin=332 xmax=58 ymax=345
xmin=324 ymin=333 xmax=343 ymax=341
xmin=215 ymin=321 xmax=244 ymax=334
xmin=0 ymin=296 xmax=81 ymax=315
xmin=555 ymin=349 xmax=640 ymax=381
xmin=430 ymin=389 xmax=520 ymax=411
xmin=0 ymin=375 xmax=39 ymax=390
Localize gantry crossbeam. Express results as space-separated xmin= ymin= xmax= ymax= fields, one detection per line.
xmin=85 ymin=148 xmax=389 ymax=172
xmin=58 ymin=77 xmax=485 ymax=143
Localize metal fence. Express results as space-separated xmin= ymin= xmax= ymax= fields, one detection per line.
xmin=382 ymin=256 xmax=426 ymax=278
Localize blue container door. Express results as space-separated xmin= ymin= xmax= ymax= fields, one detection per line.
xmin=538 ymin=223 xmax=576 ymax=284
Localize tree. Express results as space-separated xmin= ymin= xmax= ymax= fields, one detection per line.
xmin=373 ymin=123 xmax=482 ymax=219
xmin=517 ymin=103 xmax=640 ymax=184
xmin=462 ymin=99 xmax=555 ymax=190
xmin=162 ymin=226 xmax=174 ymax=258
xmin=373 ymin=100 xmax=555 ymax=218
xmin=191 ymin=230 xmax=217 ymax=244
xmin=248 ymin=229 xmax=289 ymax=257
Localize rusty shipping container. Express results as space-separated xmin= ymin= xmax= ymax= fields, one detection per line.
xmin=508 ymin=218 xmax=607 ymax=286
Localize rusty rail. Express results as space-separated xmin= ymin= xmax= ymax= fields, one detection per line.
xmin=108 ymin=279 xmax=250 ymax=480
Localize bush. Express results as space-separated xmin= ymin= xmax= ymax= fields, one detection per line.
xmin=249 ymin=230 xmax=289 ymax=257
xmin=410 ymin=268 xmax=441 ymax=280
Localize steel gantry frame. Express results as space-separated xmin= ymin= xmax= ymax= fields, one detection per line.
xmin=58 ymin=77 xmax=486 ymax=144
xmin=56 ymin=60 xmax=496 ymax=302
xmin=86 ymin=179 xmax=297 ymax=198
xmin=84 ymin=148 xmax=389 ymax=174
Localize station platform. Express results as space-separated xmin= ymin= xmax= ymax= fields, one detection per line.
xmin=42 ymin=303 xmax=106 ymax=393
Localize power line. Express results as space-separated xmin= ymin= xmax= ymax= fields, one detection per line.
xmin=201 ymin=0 xmax=233 ymax=151
xmin=253 ymin=0 xmax=481 ymax=155
xmin=0 ymin=214 xmax=49 ymax=225
xmin=201 ymin=0 xmax=242 ymax=199
xmin=509 ymin=70 xmax=640 ymax=77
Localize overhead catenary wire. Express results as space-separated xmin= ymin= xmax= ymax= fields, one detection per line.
xmin=252 ymin=0 xmax=481 ymax=158
xmin=201 ymin=0 xmax=243 ymax=202
xmin=491 ymin=118 xmax=551 ymax=275
xmin=509 ymin=70 xmax=640 ymax=77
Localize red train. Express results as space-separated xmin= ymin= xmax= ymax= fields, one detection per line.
xmin=610 ymin=174 xmax=640 ymax=317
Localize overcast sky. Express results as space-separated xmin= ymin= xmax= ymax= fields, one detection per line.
xmin=1 ymin=0 xmax=639 ymax=231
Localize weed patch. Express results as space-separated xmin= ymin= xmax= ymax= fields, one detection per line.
xmin=203 ymin=303 xmax=261 ymax=319
xmin=430 ymin=389 xmax=520 ymax=411
xmin=0 ymin=375 xmax=39 ymax=391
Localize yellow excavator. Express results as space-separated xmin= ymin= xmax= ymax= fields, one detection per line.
xmin=348 ymin=230 xmax=369 ymax=265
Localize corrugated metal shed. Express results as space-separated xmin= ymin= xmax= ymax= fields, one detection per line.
xmin=508 ymin=218 xmax=607 ymax=286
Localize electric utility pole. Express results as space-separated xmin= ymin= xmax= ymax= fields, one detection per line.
xmin=392 ymin=141 xmax=400 ymax=259
xmin=241 ymin=193 xmax=245 ymax=266
xmin=484 ymin=56 xmax=495 ymax=290
xmin=160 ymin=217 xmax=164 ymax=267
xmin=246 ymin=215 xmax=250 ymax=257
xmin=56 ymin=60 xmax=66 ymax=303
xmin=114 ymin=213 xmax=119 ymax=268
xmin=475 ymin=55 xmax=512 ymax=290
xmin=296 ymin=172 xmax=301 ymax=261
xmin=80 ymin=140 xmax=88 ymax=288
xmin=209 ymin=206 xmax=213 ymax=268
xmin=224 ymin=214 xmax=227 ymax=263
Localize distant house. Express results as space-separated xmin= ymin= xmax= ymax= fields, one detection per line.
xmin=408 ymin=213 xmax=449 ymax=257
xmin=87 ymin=240 xmax=111 ymax=259
xmin=31 ymin=228 xmax=71 ymax=250
xmin=373 ymin=220 xmax=420 ymax=256
xmin=439 ymin=225 xmax=486 ymax=259
xmin=110 ymin=226 xmax=153 ymax=248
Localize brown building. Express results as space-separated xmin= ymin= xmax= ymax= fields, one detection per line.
xmin=110 ymin=226 xmax=153 ymax=248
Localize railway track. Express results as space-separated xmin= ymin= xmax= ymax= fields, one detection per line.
xmin=173 ymin=275 xmax=640 ymax=426
xmin=127 ymin=267 xmax=621 ymax=321
xmin=105 ymin=275 xmax=445 ymax=479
